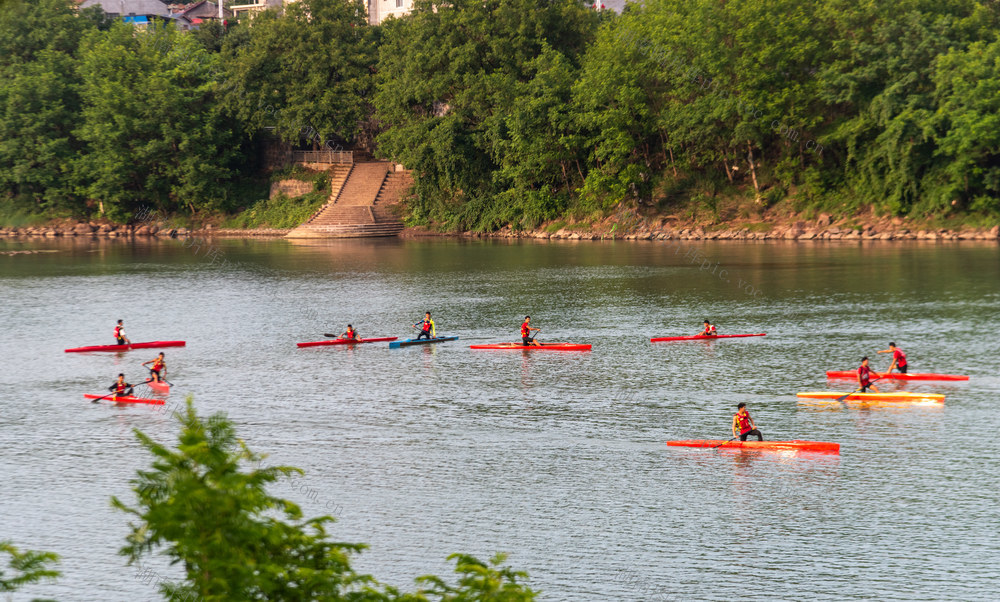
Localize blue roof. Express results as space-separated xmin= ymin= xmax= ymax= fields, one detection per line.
xmin=122 ymin=16 xmax=150 ymax=24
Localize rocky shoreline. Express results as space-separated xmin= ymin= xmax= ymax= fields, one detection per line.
xmin=2 ymin=215 xmax=997 ymax=242
xmin=0 ymin=222 xmax=291 ymax=238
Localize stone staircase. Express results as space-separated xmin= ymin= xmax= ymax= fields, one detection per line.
xmin=286 ymin=161 xmax=410 ymax=238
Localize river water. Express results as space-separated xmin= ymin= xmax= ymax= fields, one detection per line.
xmin=1 ymin=237 xmax=998 ymax=601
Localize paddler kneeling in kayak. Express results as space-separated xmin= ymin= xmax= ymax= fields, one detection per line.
xmin=732 ymin=402 xmax=763 ymax=441
xmin=521 ymin=316 xmax=541 ymax=347
xmin=142 ymin=352 xmax=166 ymax=383
xmin=857 ymin=356 xmax=880 ymax=393
xmin=114 ymin=319 xmax=130 ymax=345
xmin=699 ymin=319 xmax=717 ymax=336
xmin=339 ymin=325 xmax=360 ymax=341
xmin=109 ymin=373 xmax=134 ymax=399
xmin=413 ymin=312 xmax=435 ymax=340
xmin=877 ymin=342 xmax=907 ymax=374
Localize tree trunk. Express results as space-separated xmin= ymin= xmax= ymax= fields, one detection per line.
xmin=747 ymin=141 xmax=761 ymax=201
xmin=722 ymin=154 xmax=734 ymax=183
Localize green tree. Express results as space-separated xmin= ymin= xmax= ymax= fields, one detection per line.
xmin=75 ymin=22 xmax=243 ymax=220
xmin=0 ymin=0 xmax=97 ymax=214
xmin=112 ymin=397 xmax=380 ymax=601
xmin=220 ymin=0 xmax=376 ymax=147
xmin=0 ymin=541 xmax=59 ymax=600
xmin=114 ymin=398 xmax=537 ymax=601
xmin=375 ymin=0 xmax=598 ymax=230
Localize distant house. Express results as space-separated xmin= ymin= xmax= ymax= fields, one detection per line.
xmin=366 ymin=0 xmax=414 ymax=25
xmin=167 ymin=1 xmax=232 ymax=28
xmin=228 ymin=0 xmax=287 ymax=18
xmin=78 ymin=0 xmax=171 ymax=20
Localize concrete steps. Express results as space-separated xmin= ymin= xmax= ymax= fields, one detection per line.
xmin=286 ymin=161 xmax=409 ymax=239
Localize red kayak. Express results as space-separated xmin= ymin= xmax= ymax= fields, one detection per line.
xmin=65 ymin=341 xmax=186 ymax=353
xmin=143 ymin=379 xmax=170 ymax=394
xmin=297 ymin=336 xmax=398 ymax=348
xmin=650 ymin=333 xmax=766 ymax=342
xmin=825 ymin=370 xmax=968 ymax=382
xmin=84 ymin=394 xmax=164 ymax=405
xmin=470 ymin=342 xmax=592 ymax=351
xmin=667 ymin=439 xmax=839 ymax=453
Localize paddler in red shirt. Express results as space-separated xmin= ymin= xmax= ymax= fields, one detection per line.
xmin=521 ymin=316 xmax=541 ymax=346
xmin=732 ymin=402 xmax=763 ymax=441
xmin=699 ymin=320 xmax=717 ymax=336
xmin=877 ymin=342 xmax=908 ymax=374
xmin=142 ymin=352 xmax=166 ymax=383
xmin=857 ymin=356 xmax=880 ymax=393
xmin=339 ymin=325 xmax=360 ymax=341
xmin=114 ymin=319 xmax=130 ymax=345
xmin=108 ymin=373 xmax=134 ymax=398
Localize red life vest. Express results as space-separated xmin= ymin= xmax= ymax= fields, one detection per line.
xmin=521 ymin=322 xmax=530 ymax=337
xmin=114 ymin=381 xmax=129 ymax=394
xmin=152 ymin=359 xmax=165 ymax=371
xmin=858 ymin=365 xmax=871 ymax=385
xmin=893 ymin=348 xmax=907 ymax=368
xmin=735 ymin=412 xmax=753 ymax=434
xmin=703 ymin=325 xmax=717 ymax=335
xmin=421 ymin=319 xmax=432 ymax=332
xmin=114 ymin=326 xmax=123 ymax=339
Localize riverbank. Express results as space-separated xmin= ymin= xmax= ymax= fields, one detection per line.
xmin=3 ymin=213 xmax=998 ymax=242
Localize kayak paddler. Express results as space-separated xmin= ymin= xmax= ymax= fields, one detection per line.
xmin=521 ymin=316 xmax=541 ymax=347
xmin=413 ymin=312 xmax=435 ymax=340
xmin=732 ymin=402 xmax=763 ymax=441
xmin=699 ymin=320 xmax=717 ymax=336
xmin=877 ymin=342 xmax=908 ymax=374
xmin=339 ymin=325 xmax=360 ymax=341
xmin=109 ymin=373 xmax=134 ymax=398
xmin=114 ymin=319 xmax=130 ymax=346
xmin=857 ymin=356 xmax=880 ymax=393
xmin=142 ymin=352 xmax=166 ymax=383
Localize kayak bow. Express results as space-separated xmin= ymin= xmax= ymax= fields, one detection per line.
xmin=667 ymin=439 xmax=839 ymax=453
xmin=797 ymin=391 xmax=945 ymax=403
xmin=143 ymin=379 xmax=170 ymax=394
xmin=84 ymin=394 xmax=165 ymax=405
xmin=469 ymin=342 xmax=592 ymax=351
xmin=650 ymin=333 xmax=766 ymax=343
xmin=389 ymin=336 xmax=459 ymax=348
xmin=65 ymin=341 xmax=186 ymax=353
xmin=825 ymin=370 xmax=968 ymax=382
xmin=297 ymin=337 xmax=398 ymax=348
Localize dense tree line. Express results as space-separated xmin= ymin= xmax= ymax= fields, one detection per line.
xmin=2 ymin=0 xmax=999 ymax=229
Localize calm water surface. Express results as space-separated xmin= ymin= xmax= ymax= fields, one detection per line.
xmin=1 ymin=237 xmax=998 ymax=601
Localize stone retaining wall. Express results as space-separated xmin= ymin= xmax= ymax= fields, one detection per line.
xmin=269 ymin=179 xmax=314 ymax=199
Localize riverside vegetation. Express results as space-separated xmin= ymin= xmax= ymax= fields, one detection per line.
xmin=2 ymin=399 xmax=536 ymax=602
xmin=2 ymin=0 xmax=1000 ymax=234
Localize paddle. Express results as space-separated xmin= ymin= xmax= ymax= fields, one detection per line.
xmin=835 ymin=376 xmax=886 ymax=403
xmin=90 ymin=386 xmax=134 ymax=403
xmin=712 ymin=436 xmax=739 ymax=449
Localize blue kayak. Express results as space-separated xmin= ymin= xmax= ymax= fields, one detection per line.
xmin=389 ymin=336 xmax=459 ymax=348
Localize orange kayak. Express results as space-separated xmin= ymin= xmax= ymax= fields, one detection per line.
xmin=667 ymin=440 xmax=839 ymax=453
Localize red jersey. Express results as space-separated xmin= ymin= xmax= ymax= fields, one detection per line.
xmin=521 ymin=322 xmax=531 ymax=337
xmin=152 ymin=359 xmax=165 ymax=371
xmin=858 ymin=365 xmax=872 ymax=385
xmin=113 ymin=381 xmax=129 ymax=394
xmin=893 ymin=348 xmax=907 ymax=368
xmin=735 ymin=412 xmax=753 ymax=434
xmin=702 ymin=325 xmax=717 ymax=336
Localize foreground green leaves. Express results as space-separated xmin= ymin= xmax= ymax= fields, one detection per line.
xmin=0 ymin=541 xmax=59 ymax=599
xmin=113 ymin=398 xmax=536 ymax=601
